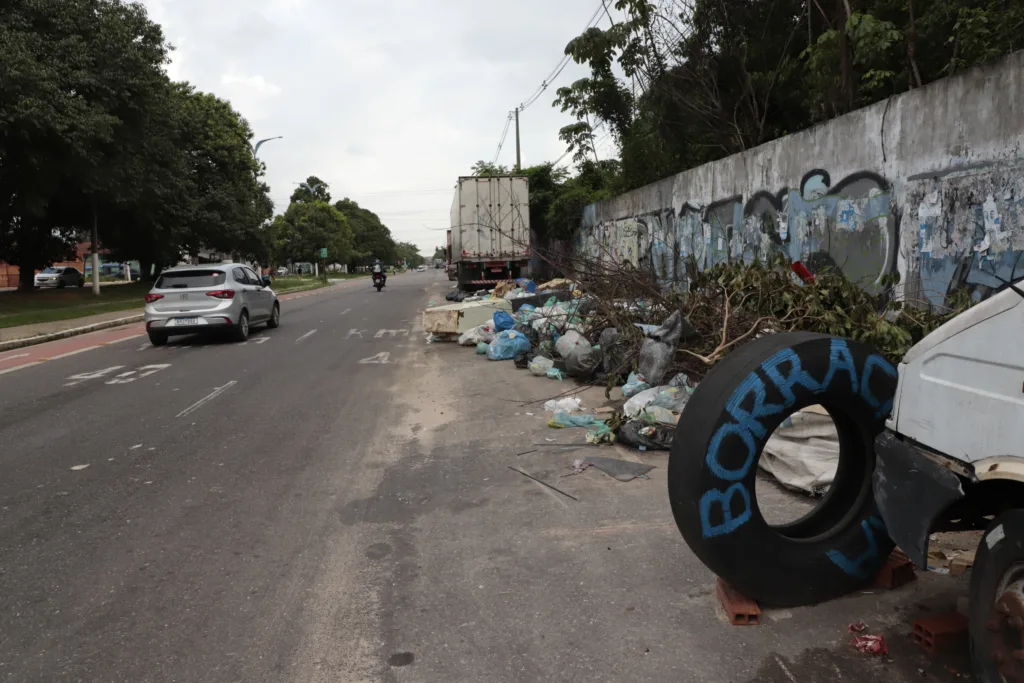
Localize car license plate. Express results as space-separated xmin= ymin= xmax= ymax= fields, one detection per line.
xmin=175 ymin=317 xmax=198 ymax=326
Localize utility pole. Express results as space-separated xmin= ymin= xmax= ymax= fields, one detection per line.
xmin=514 ymin=107 xmax=521 ymax=172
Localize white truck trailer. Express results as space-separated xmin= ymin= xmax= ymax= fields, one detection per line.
xmin=449 ymin=176 xmax=530 ymax=290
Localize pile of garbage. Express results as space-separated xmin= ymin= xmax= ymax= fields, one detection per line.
xmin=442 ymin=277 xmax=703 ymax=451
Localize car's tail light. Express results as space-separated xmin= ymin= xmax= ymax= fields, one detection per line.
xmin=206 ymin=289 xmax=235 ymax=300
xmin=145 ymin=293 xmax=164 ymax=304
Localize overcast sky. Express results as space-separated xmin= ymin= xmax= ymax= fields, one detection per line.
xmin=139 ymin=0 xmax=622 ymax=256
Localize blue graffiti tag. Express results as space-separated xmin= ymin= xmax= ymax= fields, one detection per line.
xmin=699 ymin=483 xmax=752 ymax=538
xmin=826 ymin=516 xmax=888 ymax=579
xmin=860 ymin=354 xmax=897 ymax=419
xmin=698 ymin=340 xmax=890 ymax=539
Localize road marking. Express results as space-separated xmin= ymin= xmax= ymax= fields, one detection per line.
xmin=0 ymin=353 xmax=30 ymax=364
xmin=374 ymin=329 xmax=410 ymax=338
xmin=339 ymin=308 xmax=351 ymax=316
xmin=0 ymin=362 xmax=43 ymax=376
xmin=106 ymin=364 xmax=170 ymax=384
xmin=176 ymin=381 xmax=237 ymax=418
xmin=138 ymin=343 xmax=151 ymax=351
xmin=251 ymin=337 xmax=269 ymax=345
xmin=346 ymin=329 xmax=367 ymax=339
xmin=70 ymin=464 xmax=90 ymax=471
xmin=359 ymin=352 xmax=391 ymax=364
xmin=295 ymin=329 xmax=317 ymax=343
xmin=65 ymin=366 xmax=125 ymax=387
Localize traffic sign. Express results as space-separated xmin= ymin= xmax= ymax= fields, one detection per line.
xmin=319 ymin=247 xmax=328 ymax=258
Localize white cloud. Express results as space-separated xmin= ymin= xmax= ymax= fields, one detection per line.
xmin=138 ymin=0 xmax=623 ymax=254
xmin=220 ymin=67 xmax=282 ymax=97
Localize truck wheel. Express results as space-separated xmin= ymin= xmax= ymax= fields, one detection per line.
xmin=969 ymin=508 xmax=1024 ymax=683
xmin=668 ymin=332 xmax=898 ymax=607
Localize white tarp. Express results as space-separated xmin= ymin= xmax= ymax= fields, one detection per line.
xmin=759 ymin=405 xmax=839 ymax=495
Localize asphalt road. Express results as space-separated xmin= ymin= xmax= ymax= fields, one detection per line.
xmin=0 ymin=271 xmax=433 ymax=682
xmin=0 ymin=269 xmax=969 ymax=683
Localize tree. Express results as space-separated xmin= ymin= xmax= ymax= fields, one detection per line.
xmin=470 ymin=161 xmax=511 ymax=177
xmin=333 ymin=198 xmax=398 ymax=268
xmin=554 ymin=0 xmax=1023 ymax=197
xmin=290 ymin=176 xmax=331 ymax=204
xmin=432 ymin=247 xmax=446 ymax=260
xmin=0 ymin=0 xmax=171 ymax=290
xmin=269 ymin=201 xmax=353 ymax=266
xmin=394 ymin=242 xmax=425 ymax=268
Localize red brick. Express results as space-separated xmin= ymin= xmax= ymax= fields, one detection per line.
xmin=874 ymin=549 xmax=917 ymax=590
xmin=716 ymin=577 xmax=761 ymax=626
xmin=913 ymin=612 xmax=968 ymax=656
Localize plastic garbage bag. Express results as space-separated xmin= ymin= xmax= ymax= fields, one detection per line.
xmin=639 ymin=405 xmax=678 ymax=425
xmin=621 ymin=372 xmax=651 ymax=398
xmin=548 ymin=411 xmax=604 ymax=429
xmin=515 ymin=304 xmax=536 ymax=325
xmin=537 ymin=340 xmax=556 ymax=359
xmin=599 ymin=328 xmax=630 ymax=376
xmin=515 ymin=278 xmax=537 ymax=293
xmin=566 ymin=344 xmax=602 ymax=379
xmin=476 ymin=341 xmax=489 ymax=354
xmin=669 ymin=372 xmax=698 ymax=390
xmin=493 ymin=310 xmax=515 ymax=332
xmin=623 ymin=385 xmax=661 ymax=417
xmin=458 ymin=321 xmax=496 ymax=346
xmin=555 ymin=330 xmax=588 ymax=360
xmin=514 ymin=351 xmax=534 ymax=369
xmin=648 ymin=386 xmax=691 ymax=413
xmin=486 ymin=330 xmax=532 ymax=360
xmin=529 ymin=356 xmax=554 ymax=376
xmin=637 ymin=311 xmax=687 ymax=386
xmin=586 ymin=422 xmax=615 ymax=444
xmin=617 ymin=420 xmax=675 ymax=450
xmin=547 ymin=368 xmax=565 ymax=381
xmin=544 ymin=397 xmax=582 ymax=413
xmin=512 ymin=323 xmax=538 ymax=347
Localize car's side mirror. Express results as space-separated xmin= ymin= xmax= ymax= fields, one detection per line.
xmin=262 ymin=276 xmax=272 ymax=287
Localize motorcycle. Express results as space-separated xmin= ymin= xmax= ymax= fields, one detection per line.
xmin=372 ymin=272 xmax=385 ymax=292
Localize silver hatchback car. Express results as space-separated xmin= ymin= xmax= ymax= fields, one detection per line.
xmin=144 ymin=264 xmax=280 ymax=346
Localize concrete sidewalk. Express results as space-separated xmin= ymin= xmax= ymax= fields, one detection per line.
xmin=0 ymin=308 xmax=143 ymax=343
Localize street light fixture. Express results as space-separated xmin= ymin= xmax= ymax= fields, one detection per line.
xmin=250 ymin=136 xmax=283 ymax=159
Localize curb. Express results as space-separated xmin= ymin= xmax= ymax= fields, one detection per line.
xmin=0 ymin=314 xmax=144 ymax=353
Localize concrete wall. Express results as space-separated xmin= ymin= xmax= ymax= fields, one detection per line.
xmin=576 ymin=51 xmax=1024 ymax=307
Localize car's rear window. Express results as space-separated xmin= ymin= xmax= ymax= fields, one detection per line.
xmin=156 ymin=270 xmax=226 ymax=289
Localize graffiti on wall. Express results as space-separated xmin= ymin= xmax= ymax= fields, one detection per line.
xmin=905 ymin=169 xmax=1024 ymax=306
xmin=578 ymin=168 xmax=899 ymax=293
xmin=579 ymin=163 xmax=1024 ymax=307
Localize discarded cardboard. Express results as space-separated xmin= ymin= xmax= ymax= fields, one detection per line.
xmin=422 ymin=300 xmax=514 ymax=335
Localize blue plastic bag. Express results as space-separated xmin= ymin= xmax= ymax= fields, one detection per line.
xmin=516 ymin=278 xmax=537 ymax=293
xmin=493 ymin=310 xmax=515 ymax=332
xmin=487 ymin=330 xmax=532 ymax=361
xmin=622 ymin=372 xmax=651 ymax=398
xmin=548 ymin=411 xmax=605 ymax=428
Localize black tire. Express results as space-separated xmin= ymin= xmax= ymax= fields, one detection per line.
xmin=57 ymin=280 xmax=66 ymax=289
xmin=148 ymin=332 xmax=168 ymax=347
xmin=77 ymin=279 xmax=84 ymax=287
xmin=234 ymin=310 xmax=250 ymax=342
xmin=668 ymin=332 xmax=898 ymax=607
xmin=375 ymin=283 xmax=383 ymax=292
xmin=969 ymin=508 xmax=1024 ymax=683
xmin=266 ymin=303 xmax=280 ymax=329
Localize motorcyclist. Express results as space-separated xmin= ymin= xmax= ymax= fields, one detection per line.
xmin=371 ymin=259 xmax=386 ymax=286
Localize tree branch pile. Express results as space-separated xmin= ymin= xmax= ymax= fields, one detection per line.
xmin=537 ymin=245 xmax=968 ymax=385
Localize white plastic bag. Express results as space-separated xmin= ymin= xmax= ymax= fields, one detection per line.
xmin=623 ymin=386 xmax=662 ymax=418
xmin=458 ymin=322 xmax=496 ymax=346
xmin=544 ymin=397 xmax=583 ymax=413
xmin=528 ymin=357 xmax=554 ymax=377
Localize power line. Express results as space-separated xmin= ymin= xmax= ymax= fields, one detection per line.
xmin=491 ymin=112 xmax=514 ymax=165
xmin=517 ymin=1 xmax=606 ymax=113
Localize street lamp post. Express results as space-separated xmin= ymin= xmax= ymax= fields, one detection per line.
xmin=250 ymin=136 xmax=283 ymax=160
